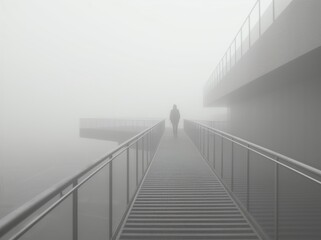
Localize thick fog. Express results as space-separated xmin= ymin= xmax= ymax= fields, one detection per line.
xmin=0 ymin=0 xmax=255 ymax=217
xmin=1 ymin=0 xmax=255 ymax=120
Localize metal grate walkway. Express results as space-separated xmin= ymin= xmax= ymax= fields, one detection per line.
xmin=119 ymin=129 xmax=260 ymax=240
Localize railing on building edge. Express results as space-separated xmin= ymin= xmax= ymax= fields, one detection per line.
xmin=205 ymin=0 xmax=294 ymax=93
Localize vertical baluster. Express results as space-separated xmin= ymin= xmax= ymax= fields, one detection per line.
xmin=109 ymin=160 xmax=113 ymax=239
xmin=241 ymin=29 xmax=243 ymax=56
xmin=213 ymin=133 xmax=216 ymax=169
xmin=230 ymin=46 xmax=232 ymax=69
xmin=207 ymin=130 xmax=210 ymax=161
xmin=198 ymin=125 xmax=201 ymax=150
xmin=72 ymin=180 xmax=78 ymax=240
xmin=149 ymin=133 xmax=151 ymax=164
xmin=275 ymin=157 xmax=279 ymax=240
xmin=272 ymin=0 xmax=275 ymax=21
xmin=199 ymin=127 xmax=201 ymax=153
xmin=136 ymin=142 xmax=138 ymax=187
xmin=231 ymin=141 xmax=234 ymax=192
xmin=248 ymin=17 xmax=251 ymax=47
xmin=203 ymin=128 xmax=205 ymax=158
xmin=150 ymin=130 xmax=153 ymax=159
xmin=199 ymin=126 xmax=201 ymax=154
xmin=234 ymin=38 xmax=237 ymax=63
xmin=142 ymin=138 xmax=145 ymax=176
xmin=246 ymin=145 xmax=250 ymax=211
xmin=126 ymin=146 xmax=130 ymax=205
xmin=147 ymin=133 xmax=150 ymax=165
xmin=225 ymin=51 xmax=227 ymax=75
xmin=147 ymin=133 xmax=150 ymax=164
xmin=258 ymin=0 xmax=261 ymax=36
xmin=221 ymin=136 xmax=224 ymax=178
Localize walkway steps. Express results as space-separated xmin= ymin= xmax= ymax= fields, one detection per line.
xmin=118 ymin=129 xmax=260 ymax=240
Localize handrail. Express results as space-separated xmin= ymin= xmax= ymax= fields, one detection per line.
xmin=8 ymin=154 xmax=114 ymax=240
xmin=205 ymin=0 xmax=261 ymax=89
xmin=185 ymin=119 xmax=321 ymax=240
xmin=186 ymin=120 xmax=321 ymax=179
xmin=205 ymin=0 xmax=293 ymax=90
xmin=0 ymin=119 xmax=165 ymax=238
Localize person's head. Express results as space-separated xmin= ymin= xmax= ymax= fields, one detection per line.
xmin=173 ymin=104 xmax=177 ymax=109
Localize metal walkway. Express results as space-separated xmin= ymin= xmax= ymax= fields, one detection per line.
xmin=119 ymin=129 xmax=261 ymax=240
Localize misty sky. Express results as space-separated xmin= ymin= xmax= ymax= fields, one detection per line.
xmin=0 ymin=0 xmax=257 ymax=144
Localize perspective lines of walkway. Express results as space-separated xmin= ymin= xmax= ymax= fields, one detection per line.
xmin=119 ymin=129 xmax=260 ymax=240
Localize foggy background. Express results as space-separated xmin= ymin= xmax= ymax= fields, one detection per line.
xmin=0 ymin=0 xmax=255 ymax=217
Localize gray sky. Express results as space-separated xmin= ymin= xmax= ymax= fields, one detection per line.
xmin=0 ymin=0 xmax=255 ymax=130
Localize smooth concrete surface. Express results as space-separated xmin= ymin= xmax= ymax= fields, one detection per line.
xmin=205 ymin=0 xmax=321 ymax=105
xmin=119 ymin=129 xmax=260 ymax=240
xmin=206 ymin=46 xmax=321 ymax=169
xmin=203 ymin=0 xmax=321 ymax=169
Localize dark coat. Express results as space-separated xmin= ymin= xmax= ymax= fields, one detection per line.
xmin=170 ymin=109 xmax=180 ymax=124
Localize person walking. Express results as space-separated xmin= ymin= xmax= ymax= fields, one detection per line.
xmin=170 ymin=104 xmax=180 ymax=138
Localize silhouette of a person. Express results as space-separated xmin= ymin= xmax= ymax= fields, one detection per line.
xmin=170 ymin=104 xmax=180 ymax=138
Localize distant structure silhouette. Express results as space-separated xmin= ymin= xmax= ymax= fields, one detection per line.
xmin=170 ymin=104 xmax=180 ymax=137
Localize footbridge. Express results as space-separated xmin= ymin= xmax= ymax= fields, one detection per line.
xmin=0 ymin=120 xmax=320 ymax=240
xmin=1 ymin=0 xmax=321 ymax=239
xmin=119 ymin=127 xmax=259 ymax=240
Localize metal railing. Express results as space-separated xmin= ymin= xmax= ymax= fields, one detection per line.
xmin=185 ymin=120 xmax=321 ymax=240
xmin=205 ymin=0 xmax=293 ymax=92
xmin=0 ymin=120 xmax=165 ymax=240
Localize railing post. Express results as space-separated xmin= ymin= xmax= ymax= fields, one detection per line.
xmin=213 ymin=133 xmax=216 ymax=169
xmin=203 ymin=128 xmax=206 ymax=157
xmin=207 ymin=130 xmax=210 ymax=161
xmin=148 ymin=133 xmax=151 ymax=164
xmin=218 ymin=62 xmax=221 ymax=81
xmin=198 ymin=126 xmax=201 ymax=151
xmin=136 ymin=142 xmax=138 ymax=187
xmin=200 ymin=127 xmax=202 ymax=154
xmin=72 ymin=180 xmax=78 ymax=240
xmin=150 ymin=130 xmax=154 ymax=159
xmin=225 ymin=55 xmax=227 ymax=75
xmin=258 ymin=0 xmax=261 ymax=36
xmin=146 ymin=134 xmax=149 ymax=165
xmin=142 ymin=138 xmax=145 ymax=176
xmin=221 ymin=136 xmax=224 ymax=178
xmin=231 ymin=141 xmax=234 ymax=192
xmin=221 ymin=60 xmax=223 ymax=80
xmin=272 ymin=0 xmax=275 ymax=21
xmin=126 ymin=146 xmax=130 ymax=205
xmin=229 ymin=46 xmax=232 ymax=69
xmin=200 ymin=127 xmax=202 ymax=152
xmin=248 ymin=17 xmax=251 ymax=47
xmin=234 ymin=37 xmax=237 ymax=63
xmin=146 ymin=135 xmax=149 ymax=165
xmin=275 ymin=157 xmax=279 ymax=240
xmin=240 ymin=30 xmax=243 ymax=56
xmin=246 ymin=145 xmax=250 ymax=210
xmin=109 ymin=160 xmax=113 ymax=239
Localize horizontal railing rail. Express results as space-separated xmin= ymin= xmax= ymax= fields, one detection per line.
xmin=205 ymin=0 xmax=294 ymax=92
xmin=185 ymin=119 xmax=321 ymax=240
xmin=0 ymin=119 xmax=165 ymax=240
xmin=190 ymin=120 xmax=321 ymax=181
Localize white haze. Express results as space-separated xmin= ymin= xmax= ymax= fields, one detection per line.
xmin=1 ymin=0 xmax=255 ymax=122
xmin=0 ymin=0 xmax=255 ymax=215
